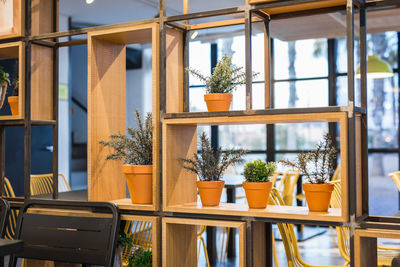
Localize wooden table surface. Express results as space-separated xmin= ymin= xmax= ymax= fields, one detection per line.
xmin=0 ymin=239 xmax=23 ymax=256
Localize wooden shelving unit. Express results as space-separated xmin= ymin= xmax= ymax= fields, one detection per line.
xmin=87 ymin=23 xmax=160 ymax=211
xmin=2 ymin=0 xmax=400 ymax=266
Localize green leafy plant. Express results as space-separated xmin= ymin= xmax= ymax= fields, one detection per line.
xmin=0 ymin=65 xmax=10 ymax=86
xmin=99 ymin=110 xmax=152 ymax=165
xmin=128 ymin=247 xmax=152 ymax=267
xmin=11 ymin=62 xmax=18 ymax=96
xmin=279 ymin=133 xmax=337 ymax=184
xmin=244 ymin=160 xmax=276 ymax=183
xmin=186 ymin=54 xmax=257 ymax=94
xmin=118 ymin=229 xmax=133 ymax=248
xmin=179 ymin=132 xmax=247 ymax=181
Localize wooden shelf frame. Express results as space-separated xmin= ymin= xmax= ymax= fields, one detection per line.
xmin=162 ymin=217 xmax=246 ymax=267
xmin=120 ymin=215 xmax=160 ymax=267
xmin=162 ymin=112 xmax=349 ymax=222
xmin=0 ymin=41 xmax=25 ymax=120
xmin=87 ymin=23 xmax=160 ymax=211
xmin=0 ymin=0 xmax=25 ymax=40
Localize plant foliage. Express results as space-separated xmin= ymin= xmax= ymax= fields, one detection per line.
xmin=11 ymin=62 xmax=18 ymax=96
xmin=279 ymin=133 xmax=337 ymax=184
xmin=99 ymin=110 xmax=152 ymax=165
xmin=179 ymin=132 xmax=247 ymax=181
xmin=118 ymin=229 xmax=133 ymax=248
xmin=243 ymin=160 xmax=276 ymax=183
xmin=0 ymin=65 xmax=10 ymax=85
xmin=128 ymin=247 xmax=152 ymax=267
xmin=186 ymin=54 xmax=257 ymax=94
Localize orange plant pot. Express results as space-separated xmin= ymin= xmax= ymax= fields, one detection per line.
xmin=196 ymin=180 xmax=225 ymax=207
xmin=123 ymin=165 xmax=153 ymax=204
xmin=8 ymin=96 xmax=19 ymax=116
xmin=243 ymin=181 xmax=272 ymax=209
xmin=303 ymin=183 xmax=334 ymax=212
xmin=204 ymin=93 xmax=232 ymax=112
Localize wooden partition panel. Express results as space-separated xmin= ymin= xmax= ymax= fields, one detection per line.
xmin=88 ymin=36 xmax=127 ymax=201
xmin=31 ymin=44 xmax=53 ymax=121
xmin=31 ymin=0 xmax=55 ymax=36
xmin=166 ymin=28 xmax=184 ymax=113
xmin=163 ymin=124 xmax=197 ymax=207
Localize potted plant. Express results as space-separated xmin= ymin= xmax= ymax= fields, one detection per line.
xmin=186 ymin=54 xmax=257 ymax=112
xmin=179 ymin=132 xmax=247 ymax=206
xmin=0 ymin=65 xmax=10 ymax=110
xmin=100 ymin=110 xmax=153 ymax=204
xmin=116 ymin=229 xmax=133 ymax=266
xmin=128 ymin=247 xmax=152 ymax=267
xmin=243 ymin=160 xmax=276 ymax=209
xmin=279 ymin=133 xmax=337 ymax=212
xmin=8 ymin=68 xmax=19 ymax=116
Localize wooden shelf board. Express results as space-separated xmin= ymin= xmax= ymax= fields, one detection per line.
xmin=249 ymin=0 xmax=346 ymax=15
xmin=164 ymin=112 xmax=347 ymax=126
xmin=166 ymin=202 xmax=343 ymax=222
xmin=90 ymin=24 xmax=155 ymax=45
xmin=112 ymin=198 xmax=156 ymax=211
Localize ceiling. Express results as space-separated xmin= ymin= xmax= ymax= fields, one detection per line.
xmin=60 ymin=0 xmax=400 ymax=41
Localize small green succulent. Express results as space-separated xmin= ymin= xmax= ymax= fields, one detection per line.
xmin=243 ymin=160 xmax=276 ymax=183
xmin=0 ymin=66 xmax=10 ymax=85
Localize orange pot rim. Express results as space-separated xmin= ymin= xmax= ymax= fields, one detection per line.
xmin=303 ymin=183 xmax=334 ymax=192
xmin=122 ymin=164 xmax=152 ymax=174
xmin=243 ymin=181 xmax=272 ymax=189
xmin=196 ymin=180 xmax=225 ymax=188
xmin=8 ymin=96 xmax=18 ymax=101
xmin=204 ymin=93 xmax=233 ymax=100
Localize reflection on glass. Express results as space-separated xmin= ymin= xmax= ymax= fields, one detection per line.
xmin=368 ymin=153 xmax=399 ymax=216
xmin=274 ymin=38 xmax=328 ymax=80
xmin=275 ymin=123 xmax=329 ymax=151
xmin=219 ymin=124 xmax=266 ymax=151
xmin=274 ymin=79 xmax=329 ymax=108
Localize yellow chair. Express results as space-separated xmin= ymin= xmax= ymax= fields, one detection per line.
xmin=388 ymin=171 xmax=400 ymax=192
xmin=269 ymin=188 xmax=347 ymax=267
xmin=3 ymin=177 xmax=18 ymax=240
xmin=330 ymin=180 xmax=400 ymax=266
xmin=30 ymin=173 xmax=71 ymax=196
xmin=198 ymin=225 xmax=211 ymax=267
xmin=122 ymin=220 xmax=153 ymax=266
xmin=276 ymin=170 xmax=300 ymax=206
xmin=331 ymin=166 xmax=341 ymax=182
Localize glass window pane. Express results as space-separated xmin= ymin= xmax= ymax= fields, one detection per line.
xmin=273 ymin=38 xmax=328 ymax=80
xmin=368 ymin=73 xmax=399 ymax=149
xmin=252 ymin=32 xmax=265 ymax=81
xmin=368 ymin=153 xmax=399 ymax=216
xmin=274 ymin=79 xmax=329 ymax=108
xmin=189 ymin=41 xmax=210 ymax=86
xmin=219 ymin=125 xmax=266 ymax=151
xmin=189 ymin=86 xmax=207 ymax=112
xmin=275 ymin=123 xmax=329 ymax=150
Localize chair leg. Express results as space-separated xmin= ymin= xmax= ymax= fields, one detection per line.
xmin=329 ymin=226 xmax=337 ymax=246
xmin=272 ymin=232 xmax=279 ymax=267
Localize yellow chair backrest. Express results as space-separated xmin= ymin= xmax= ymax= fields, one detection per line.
xmin=30 ymin=173 xmax=71 ymax=196
xmin=122 ymin=220 xmax=153 ymax=265
xmin=388 ymin=171 xmax=400 ymax=192
xmin=331 ymin=166 xmax=341 ymax=182
xmin=329 ymin=180 xmax=350 ymax=265
xmin=3 ymin=177 xmax=18 ymax=240
xmin=276 ymin=170 xmax=300 ymax=206
xmin=270 ymin=172 xmax=280 ymax=186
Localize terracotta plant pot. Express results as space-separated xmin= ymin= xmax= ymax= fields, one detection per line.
xmin=303 ymin=183 xmax=334 ymax=212
xmin=204 ymin=93 xmax=233 ymax=112
xmin=243 ymin=181 xmax=272 ymax=209
xmin=196 ymin=180 xmax=225 ymax=206
xmin=8 ymin=96 xmax=19 ymax=116
xmin=122 ymin=165 xmax=153 ymax=204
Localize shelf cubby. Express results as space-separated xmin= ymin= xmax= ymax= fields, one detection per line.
xmin=163 ymin=112 xmax=349 ymax=222
xmin=0 ymin=0 xmax=24 ymax=40
xmin=121 ymin=215 xmax=160 ymax=267
xmin=0 ymin=41 xmax=24 ymax=120
xmin=248 ymin=0 xmax=347 ymax=15
xmin=162 ymin=217 xmax=246 ymax=267
xmin=87 ymin=23 xmax=160 ymax=211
